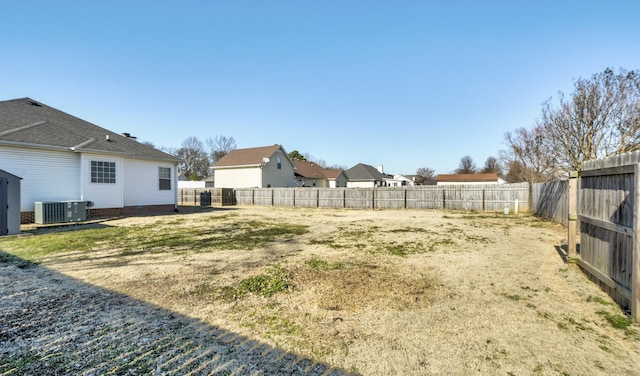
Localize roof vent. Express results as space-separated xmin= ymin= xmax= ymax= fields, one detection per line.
xmin=29 ymin=101 xmax=42 ymax=107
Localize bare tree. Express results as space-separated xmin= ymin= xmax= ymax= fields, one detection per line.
xmin=206 ymin=135 xmax=237 ymax=163
xmin=502 ymin=160 xmax=529 ymax=183
xmin=480 ymin=156 xmax=502 ymax=174
xmin=175 ymin=136 xmax=210 ymax=180
xmin=541 ymin=67 xmax=640 ymax=171
xmin=455 ymin=156 xmax=477 ymax=174
xmin=414 ymin=167 xmax=436 ymax=184
xmin=502 ymin=125 xmax=559 ymax=183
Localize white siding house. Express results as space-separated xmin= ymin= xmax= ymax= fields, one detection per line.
xmin=213 ymin=145 xmax=297 ymax=188
xmin=1 ymin=147 xmax=81 ymax=212
xmin=0 ymin=98 xmax=180 ymax=223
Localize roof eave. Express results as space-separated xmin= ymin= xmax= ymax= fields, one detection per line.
xmin=0 ymin=140 xmax=73 ymax=152
xmin=0 ymin=141 xmax=180 ymax=163
xmin=77 ymin=148 xmax=180 ymax=163
xmin=212 ymin=164 xmax=262 ymax=169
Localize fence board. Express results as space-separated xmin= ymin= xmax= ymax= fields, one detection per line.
xmin=443 ymin=184 xmax=484 ymax=211
xmin=374 ymin=189 xmax=406 ymax=209
xmin=253 ymin=189 xmax=273 ymax=206
xmin=319 ymin=189 xmax=345 ymax=208
xmin=345 ymin=189 xmax=374 ymax=209
xmin=405 ymin=187 xmax=444 ymax=209
xmin=485 ymin=183 xmax=529 ymax=212
xmin=273 ymin=189 xmax=295 ymax=207
xmin=531 ymin=180 xmax=569 ymax=225
xmin=229 ymin=184 xmax=528 ymax=211
xmin=577 ymin=150 xmax=639 ymax=320
xmin=234 ymin=189 xmax=254 ymax=205
xmin=294 ymin=189 xmax=318 ymax=208
xmin=178 ymin=188 xmax=235 ymax=206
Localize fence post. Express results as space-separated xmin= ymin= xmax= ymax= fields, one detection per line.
xmin=404 ymin=188 xmax=407 ymax=209
xmin=568 ymin=171 xmax=578 ymax=259
xmin=442 ymin=187 xmax=446 ymax=210
xmin=633 ymin=164 xmax=640 ymax=321
xmin=372 ymin=189 xmax=375 ymax=210
xmin=343 ymin=189 xmax=346 ymax=209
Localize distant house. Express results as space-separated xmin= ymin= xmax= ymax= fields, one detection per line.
xmin=344 ymin=163 xmax=388 ymax=188
xmin=294 ymin=160 xmax=347 ymax=188
xmin=436 ymin=173 xmax=505 ymax=185
xmin=405 ymin=175 xmax=437 ymax=186
xmin=212 ymin=144 xmax=297 ymax=188
xmin=324 ymin=169 xmax=348 ymax=188
xmin=0 ymin=98 xmax=180 ymax=223
xmin=390 ymin=174 xmax=415 ymax=187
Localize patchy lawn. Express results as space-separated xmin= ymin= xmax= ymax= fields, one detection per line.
xmin=1 ymin=206 xmax=638 ymax=375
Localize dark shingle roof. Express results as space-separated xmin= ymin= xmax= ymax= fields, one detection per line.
xmin=0 ymin=98 xmax=178 ymax=162
xmin=344 ymin=163 xmax=386 ymax=181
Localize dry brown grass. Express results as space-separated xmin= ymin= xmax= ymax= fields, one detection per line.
xmin=2 ymin=206 xmax=639 ymax=375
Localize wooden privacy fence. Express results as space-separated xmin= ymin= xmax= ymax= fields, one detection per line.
xmin=233 ymin=183 xmax=529 ymax=211
xmin=571 ymin=151 xmax=640 ymax=321
xmin=531 ymin=180 xmax=570 ymax=226
xmin=178 ymin=188 xmax=235 ymax=206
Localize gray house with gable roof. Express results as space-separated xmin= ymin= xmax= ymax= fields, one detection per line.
xmin=0 ymin=98 xmax=180 ymax=223
xmin=343 ymin=163 xmax=389 ymax=188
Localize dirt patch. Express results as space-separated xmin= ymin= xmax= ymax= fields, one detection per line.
xmin=290 ymin=263 xmax=434 ymax=311
xmin=1 ymin=206 xmax=639 ymax=375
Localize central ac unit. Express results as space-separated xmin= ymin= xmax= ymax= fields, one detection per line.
xmin=35 ymin=201 xmax=87 ymax=224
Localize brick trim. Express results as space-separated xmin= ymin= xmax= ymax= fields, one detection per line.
xmin=20 ymin=204 xmax=176 ymax=224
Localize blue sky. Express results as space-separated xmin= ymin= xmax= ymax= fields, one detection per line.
xmin=1 ymin=1 xmax=638 ymax=174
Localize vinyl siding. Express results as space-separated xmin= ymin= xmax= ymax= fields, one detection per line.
xmin=0 ymin=146 xmax=80 ymax=211
xmin=80 ymin=153 xmax=123 ymax=209
xmin=347 ymin=181 xmax=376 ymax=188
xmin=262 ymin=149 xmax=296 ymax=187
xmin=123 ymin=159 xmax=176 ymax=206
xmin=214 ymin=167 xmax=262 ymax=188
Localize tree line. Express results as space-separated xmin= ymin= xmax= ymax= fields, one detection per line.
xmin=163 ymin=67 xmax=638 ymax=184
xmin=416 ymin=67 xmax=639 ymax=183
xmin=160 ymin=135 xmax=236 ymax=180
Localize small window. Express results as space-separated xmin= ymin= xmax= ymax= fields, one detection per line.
xmin=159 ymin=167 xmax=171 ymax=190
xmin=277 ymin=157 xmax=282 ymax=169
xmin=91 ymin=161 xmax=116 ymax=183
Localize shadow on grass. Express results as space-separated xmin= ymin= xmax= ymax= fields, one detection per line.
xmin=176 ymin=206 xmax=239 ymax=215
xmin=554 ymin=245 xmax=569 ymax=264
xmin=0 ymin=251 xmax=356 ymax=375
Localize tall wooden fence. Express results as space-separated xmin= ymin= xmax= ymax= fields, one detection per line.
xmin=531 ymin=180 xmax=569 ymax=226
xmin=232 ymin=183 xmax=529 ymax=211
xmin=576 ymin=152 xmax=639 ymax=321
xmin=178 ymin=188 xmax=235 ymax=206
